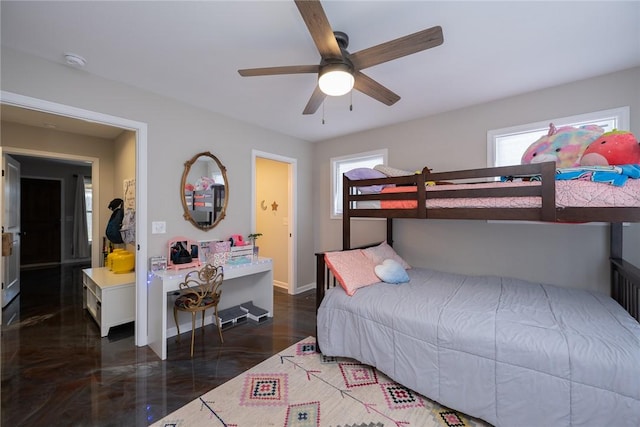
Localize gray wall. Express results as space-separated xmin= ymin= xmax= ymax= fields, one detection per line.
xmin=313 ymin=67 xmax=640 ymax=294
xmin=1 ymin=47 xmax=316 ymax=291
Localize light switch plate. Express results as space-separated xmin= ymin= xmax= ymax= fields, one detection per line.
xmin=152 ymin=221 xmax=166 ymax=234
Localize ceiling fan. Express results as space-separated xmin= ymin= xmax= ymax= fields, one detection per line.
xmin=238 ymin=0 xmax=444 ymax=115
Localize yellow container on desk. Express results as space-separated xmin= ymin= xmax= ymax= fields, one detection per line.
xmin=112 ymin=250 xmax=135 ymax=274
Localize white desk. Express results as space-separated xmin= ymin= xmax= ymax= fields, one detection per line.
xmin=147 ymin=258 xmax=273 ymax=360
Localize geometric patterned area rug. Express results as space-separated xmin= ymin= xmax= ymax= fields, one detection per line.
xmin=152 ymin=337 xmax=490 ymax=427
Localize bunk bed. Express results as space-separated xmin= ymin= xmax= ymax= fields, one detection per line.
xmin=315 ymin=161 xmax=640 ymax=427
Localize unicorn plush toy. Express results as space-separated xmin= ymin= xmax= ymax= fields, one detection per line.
xmin=521 ymin=123 xmax=604 ymax=168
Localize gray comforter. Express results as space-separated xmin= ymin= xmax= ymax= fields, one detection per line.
xmin=317 ymin=267 xmax=640 ymax=426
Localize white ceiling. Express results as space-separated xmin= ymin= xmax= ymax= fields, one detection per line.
xmin=1 ymin=1 xmax=639 ymax=142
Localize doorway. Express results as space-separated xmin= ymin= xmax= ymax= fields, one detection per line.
xmin=0 ymin=90 xmax=148 ymax=346
xmin=20 ymin=177 xmax=62 ymax=266
xmin=252 ymin=150 xmax=297 ymax=294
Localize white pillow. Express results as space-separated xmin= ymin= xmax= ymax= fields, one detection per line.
xmin=374 ymin=164 xmax=416 ymax=177
xmin=362 ymin=241 xmax=411 ymax=269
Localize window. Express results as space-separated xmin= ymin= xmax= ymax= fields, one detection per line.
xmin=487 ymin=107 xmax=630 ymax=168
xmin=84 ymin=177 xmax=93 ymax=243
xmin=330 ymin=149 xmax=387 ymax=218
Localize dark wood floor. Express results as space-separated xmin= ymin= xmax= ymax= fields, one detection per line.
xmin=1 ymin=263 xmax=317 ymax=426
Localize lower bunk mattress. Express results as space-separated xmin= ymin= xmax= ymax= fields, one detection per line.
xmin=317 ymin=267 xmax=640 ymax=427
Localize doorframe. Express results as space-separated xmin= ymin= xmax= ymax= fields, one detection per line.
xmin=251 ymin=150 xmax=297 ymax=294
xmin=0 ymin=90 xmax=149 ymax=346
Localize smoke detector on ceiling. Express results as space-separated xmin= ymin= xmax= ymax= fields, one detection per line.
xmin=63 ymin=53 xmax=86 ymax=68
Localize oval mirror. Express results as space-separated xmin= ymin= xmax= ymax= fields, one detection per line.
xmin=181 ymin=151 xmax=228 ymax=230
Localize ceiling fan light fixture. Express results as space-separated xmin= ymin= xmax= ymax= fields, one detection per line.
xmin=318 ymin=63 xmax=354 ymax=97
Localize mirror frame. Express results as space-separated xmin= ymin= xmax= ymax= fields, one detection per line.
xmin=180 ymin=151 xmax=229 ymax=231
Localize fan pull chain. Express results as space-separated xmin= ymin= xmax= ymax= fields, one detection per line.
xmin=350 ymin=90 xmax=353 ymax=111
xmin=322 ymin=100 xmax=325 ymax=125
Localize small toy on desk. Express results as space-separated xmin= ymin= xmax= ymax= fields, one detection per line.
xmin=229 ymin=234 xmax=248 ymax=246
xmin=580 ymin=130 xmax=640 ymax=166
xmin=149 ymin=256 xmax=167 ymax=272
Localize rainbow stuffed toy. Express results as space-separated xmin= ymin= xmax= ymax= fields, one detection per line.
xmin=580 ymin=130 xmax=640 ymax=166
xmin=521 ymin=123 xmax=604 ymax=168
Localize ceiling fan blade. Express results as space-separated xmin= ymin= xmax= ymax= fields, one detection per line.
xmin=353 ymin=71 xmax=400 ymax=106
xmin=294 ymin=0 xmax=342 ymax=59
xmin=351 ymin=26 xmax=443 ymax=70
xmin=238 ymin=65 xmax=319 ymax=77
xmin=302 ymin=85 xmax=327 ymax=115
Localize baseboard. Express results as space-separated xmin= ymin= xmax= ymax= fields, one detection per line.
xmin=273 ymin=280 xmax=315 ymax=295
xmin=273 ymin=280 xmax=288 ymax=290
xmin=293 ymin=282 xmax=316 ymax=295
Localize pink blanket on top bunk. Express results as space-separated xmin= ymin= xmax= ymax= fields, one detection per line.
xmin=379 ymin=179 xmax=640 ymax=209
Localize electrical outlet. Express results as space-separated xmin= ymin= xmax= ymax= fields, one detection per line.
xmin=151 ymin=221 xmax=166 ymax=234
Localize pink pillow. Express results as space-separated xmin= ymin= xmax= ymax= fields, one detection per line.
xmin=362 ymin=241 xmax=411 ymax=269
xmin=324 ymin=250 xmax=380 ymax=296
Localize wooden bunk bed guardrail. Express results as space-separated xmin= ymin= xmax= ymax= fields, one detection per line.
xmin=343 ymin=161 xmax=557 ymax=220
xmin=343 ymin=161 xmax=640 ymax=248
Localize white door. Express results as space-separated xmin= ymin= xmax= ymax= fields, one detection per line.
xmin=2 ymin=154 xmax=21 ymax=308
